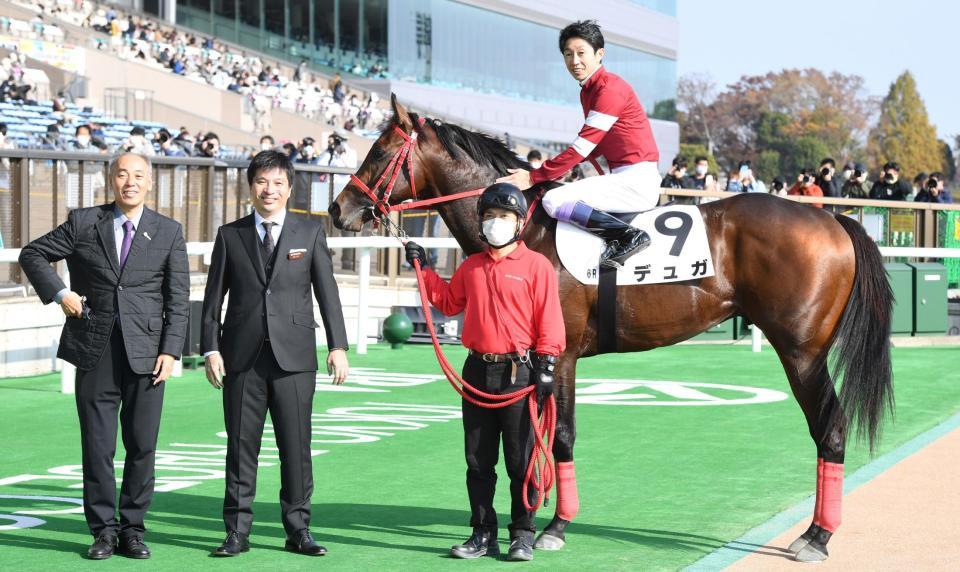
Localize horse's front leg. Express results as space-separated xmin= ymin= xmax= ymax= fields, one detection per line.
xmin=536 ymin=352 xmax=578 ymax=550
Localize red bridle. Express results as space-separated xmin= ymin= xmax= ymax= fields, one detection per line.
xmin=349 ymin=118 xmax=487 ymax=220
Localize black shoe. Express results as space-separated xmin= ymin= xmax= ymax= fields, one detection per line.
xmin=506 ymin=533 xmax=534 ymax=562
xmin=285 ymin=529 xmax=327 ymax=556
xmin=212 ymin=531 xmax=249 ymax=557
xmin=566 ymin=201 xmax=651 ymax=268
xmin=600 ymin=227 xmax=650 ymax=269
xmin=87 ymin=533 xmax=118 ymax=560
xmin=118 ymin=536 xmax=151 ymax=559
xmin=450 ymin=527 xmax=499 ymax=559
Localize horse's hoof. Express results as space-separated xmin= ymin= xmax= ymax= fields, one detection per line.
xmin=534 ymin=533 xmax=565 ymax=551
xmin=787 ymin=535 xmax=811 ymax=554
xmin=794 ymin=541 xmax=829 ymax=563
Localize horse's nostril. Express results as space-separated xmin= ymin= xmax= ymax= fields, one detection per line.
xmin=329 ymin=202 xmax=340 ymax=219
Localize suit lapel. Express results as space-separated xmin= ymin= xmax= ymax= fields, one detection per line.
xmin=120 ymin=207 xmax=160 ymax=280
xmin=239 ymin=215 xmax=267 ymax=285
xmin=95 ymin=205 xmax=120 ymax=278
xmin=268 ymin=212 xmax=301 ymax=285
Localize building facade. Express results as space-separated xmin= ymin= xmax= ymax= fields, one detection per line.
xmin=152 ymin=0 xmax=679 ymax=166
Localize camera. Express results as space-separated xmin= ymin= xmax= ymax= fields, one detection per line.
xmin=853 ymin=169 xmax=863 ymax=179
xmin=926 ymin=177 xmax=939 ymax=190
xmin=157 ymin=132 xmax=170 ymax=144
xmin=801 ymin=174 xmax=811 ymax=184
xmin=772 ymin=180 xmax=784 ymax=191
xmin=884 ymin=172 xmax=895 ymax=183
xmin=820 ymin=167 xmax=831 ymax=178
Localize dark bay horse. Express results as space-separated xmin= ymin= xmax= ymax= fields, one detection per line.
xmin=329 ymin=96 xmax=893 ymax=562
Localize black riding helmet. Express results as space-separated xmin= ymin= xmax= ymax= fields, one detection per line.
xmin=477 ymin=183 xmax=527 ymax=247
xmin=476 ymin=182 xmax=528 ymax=219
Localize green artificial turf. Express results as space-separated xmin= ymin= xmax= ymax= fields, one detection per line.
xmin=0 ymin=344 xmax=957 ymax=571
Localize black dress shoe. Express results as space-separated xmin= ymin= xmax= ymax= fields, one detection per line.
xmin=285 ymin=529 xmax=327 ymax=556
xmin=212 ymin=531 xmax=249 ymax=557
xmin=87 ymin=533 xmax=118 ymax=560
xmin=506 ymin=533 xmax=534 ymax=561
xmin=118 ymin=536 xmax=151 ymax=559
xmin=450 ymin=527 xmax=499 ymax=559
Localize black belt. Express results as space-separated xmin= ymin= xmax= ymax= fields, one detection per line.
xmin=468 ymin=349 xmax=530 ymax=364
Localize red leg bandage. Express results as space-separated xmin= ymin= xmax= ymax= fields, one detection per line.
xmin=556 ymin=461 xmax=580 ymax=521
xmin=819 ymin=462 xmax=843 ymax=532
xmin=813 ymin=458 xmax=824 ymax=526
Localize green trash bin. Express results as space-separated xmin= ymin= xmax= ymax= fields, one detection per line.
xmin=885 ymin=263 xmax=914 ymax=335
xmin=907 ymin=263 xmax=948 ymax=335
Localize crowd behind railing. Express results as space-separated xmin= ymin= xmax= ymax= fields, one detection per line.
xmin=4 ymin=0 xmax=390 ymax=137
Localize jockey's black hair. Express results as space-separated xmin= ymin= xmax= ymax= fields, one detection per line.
xmin=559 ymin=20 xmax=605 ymax=53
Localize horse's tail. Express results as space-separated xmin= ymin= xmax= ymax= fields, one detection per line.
xmin=830 ymin=214 xmax=894 ymax=451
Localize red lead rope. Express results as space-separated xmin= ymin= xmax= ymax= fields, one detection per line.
xmin=411 ymin=258 xmax=557 ymax=511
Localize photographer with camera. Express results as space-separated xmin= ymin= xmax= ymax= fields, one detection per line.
xmin=815 ymin=158 xmax=843 ymax=198
xmin=869 ymin=161 xmax=910 ymax=201
xmin=788 ymin=168 xmax=824 ymax=208
xmin=317 ymin=131 xmax=358 ymax=171
xmin=194 ymin=132 xmax=221 ymax=159
xmin=155 ymin=128 xmax=186 ymax=157
xmin=769 ymin=176 xmax=788 ymax=197
xmin=660 ymin=156 xmax=691 ymax=189
xmin=841 ymin=163 xmax=871 ymax=199
xmin=914 ymin=172 xmax=952 ymax=203
xmin=117 ymin=126 xmax=155 ymax=156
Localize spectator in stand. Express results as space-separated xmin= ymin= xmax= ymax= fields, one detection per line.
xmin=660 ymin=156 xmax=690 ymax=189
xmin=815 ymin=158 xmax=842 ymax=198
xmin=915 ymin=172 xmax=952 ymax=203
xmin=910 ymin=172 xmax=928 ymax=201
xmin=295 ymin=137 xmax=320 ymax=165
xmin=738 ymin=161 xmax=766 ymax=193
xmin=41 ymin=124 xmax=67 ymax=150
xmin=788 ymin=168 xmax=824 ymax=208
xmin=293 ymin=59 xmax=308 ymax=82
xmin=194 ymin=132 xmax=220 ymax=158
xmin=117 ymin=126 xmax=155 ymax=156
xmin=688 ymin=156 xmax=710 ymax=190
xmin=840 ymin=161 xmax=855 ymax=184
xmin=725 ymin=169 xmax=742 ymax=192
xmin=72 ymin=124 xmax=101 ymax=153
xmin=526 ymin=150 xmax=543 ymax=170
xmin=841 ymin=163 xmax=871 ymax=199
xmin=317 ymin=131 xmax=357 ymax=170
xmin=769 ymin=176 xmax=788 ymax=197
xmin=282 ymin=142 xmax=298 ymax=160
xmin=253 ymin=135 xmax=275 ymax=156
xmin=0 ymin=123 xmax=13 ymax=149
xmin=870 ymin=161 xmax=911 ymax=201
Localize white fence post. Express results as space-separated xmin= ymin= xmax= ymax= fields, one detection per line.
xmin=750 ymin=325 xmax=763 ymax=353
xmin=356 ymin=246 xmax=371 ymax=355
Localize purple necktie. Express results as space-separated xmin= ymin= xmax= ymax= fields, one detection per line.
xmin=119 ymin=220 xmax=135 ymax=269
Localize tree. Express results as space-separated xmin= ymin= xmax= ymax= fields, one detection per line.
xmin=940 ymin=139 xmax=957 ymax=183
xmin=677 ymin=74 xmax=720 ymax=155
xmin=867 ymin=71 xmax=941 ymax=179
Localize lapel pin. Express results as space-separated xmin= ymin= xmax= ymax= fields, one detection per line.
xmin=143 ymin=232 xmax=152 ymax=241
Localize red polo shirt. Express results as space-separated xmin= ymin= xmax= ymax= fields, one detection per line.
xmin=421 ymin=242 xmax=566 ymax=356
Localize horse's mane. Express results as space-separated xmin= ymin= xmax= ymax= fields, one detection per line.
xmin=380 ymin=112 xmax=529 ymax=176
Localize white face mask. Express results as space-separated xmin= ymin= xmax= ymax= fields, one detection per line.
xmin=77 ymin=135 xmax=90 ymax=146
xmin=303 ymin=145 xmax=314 ymax=156
xmin=696 ymin=165 xmax=708 ymax=176
xmin=481 ymin=218 xmax=518 ymax=248
xmin=260 ymin=143 xmax=272 ymax=151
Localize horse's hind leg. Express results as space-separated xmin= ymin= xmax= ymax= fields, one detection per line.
xmin=536 ymin=353 xmax=578 ymax=550
xmin=778 ymin=350 xmax=847 ymax=563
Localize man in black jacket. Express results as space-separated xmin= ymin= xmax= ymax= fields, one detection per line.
xmin=870 ymin=161 xmax=911 ymax=201
xmin=201 ymin=150 xmax=349 ymax=557
xmin=18 ymin=153 xmax=189 ymax=560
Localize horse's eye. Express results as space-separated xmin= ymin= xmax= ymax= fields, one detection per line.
xmin=370 ymin=146 xmax=385 ymax=161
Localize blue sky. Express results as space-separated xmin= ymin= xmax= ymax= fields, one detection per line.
xmin=677 ymin=0 xmax=958 ymax=143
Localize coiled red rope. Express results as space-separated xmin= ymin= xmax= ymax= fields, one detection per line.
xmin=411 ymin=258 xmax=556 ymax=511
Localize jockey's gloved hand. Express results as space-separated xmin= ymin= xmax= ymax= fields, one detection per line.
xmin=534 ymin=353 xmax=557 ymax=405
xmin=405 ymin=241 xmax=428 ymax=267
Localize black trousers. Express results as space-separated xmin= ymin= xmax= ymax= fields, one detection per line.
xmin=222 ymin=341 xmax=316 ymax=536
xmin=461 ymin=355 xmax=537 ymax=536
xmin=75 ymin=324 xmax=164 ymax=539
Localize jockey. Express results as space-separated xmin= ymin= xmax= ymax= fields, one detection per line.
xmin=498 ymin=20 xmax=661 ymax=268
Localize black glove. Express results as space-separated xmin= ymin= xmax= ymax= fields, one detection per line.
xmin=534 ymin=353 xmax=557 ymax=406
xmin=405 ymin=241 xmax=427 ymax=267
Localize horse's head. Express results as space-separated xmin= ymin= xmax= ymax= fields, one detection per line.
xmin=329 ymin=94 xmax=434 ymax=231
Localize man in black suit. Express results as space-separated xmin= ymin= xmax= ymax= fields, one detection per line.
xmin=18 ymin=153 xmax=189 ymax=560
xmin=201 ymin=150 xmax=349 ymax=557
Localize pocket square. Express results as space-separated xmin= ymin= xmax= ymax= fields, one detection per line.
xmin=288 ymin=248 xmax=307 ymax=260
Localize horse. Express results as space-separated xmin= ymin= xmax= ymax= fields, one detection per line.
xmin=328 ymin=96 xmax=893 ymax=562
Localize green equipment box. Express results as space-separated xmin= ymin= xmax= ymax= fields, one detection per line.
xmin=908 ymin=263 xmax=948 ymax=335
xmin=884 ymin=263 xmax=914 ymax=335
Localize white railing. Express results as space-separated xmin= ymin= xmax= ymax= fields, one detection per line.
xmin=3 ymin=241 xmax=959 ymax=393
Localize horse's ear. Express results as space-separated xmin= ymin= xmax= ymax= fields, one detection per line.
xmin=390 ymin=93 xmax=413 ymax=131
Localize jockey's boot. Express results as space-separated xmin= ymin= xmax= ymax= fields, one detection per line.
xmin=570 ymin=203 xmax=650 ymax=268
